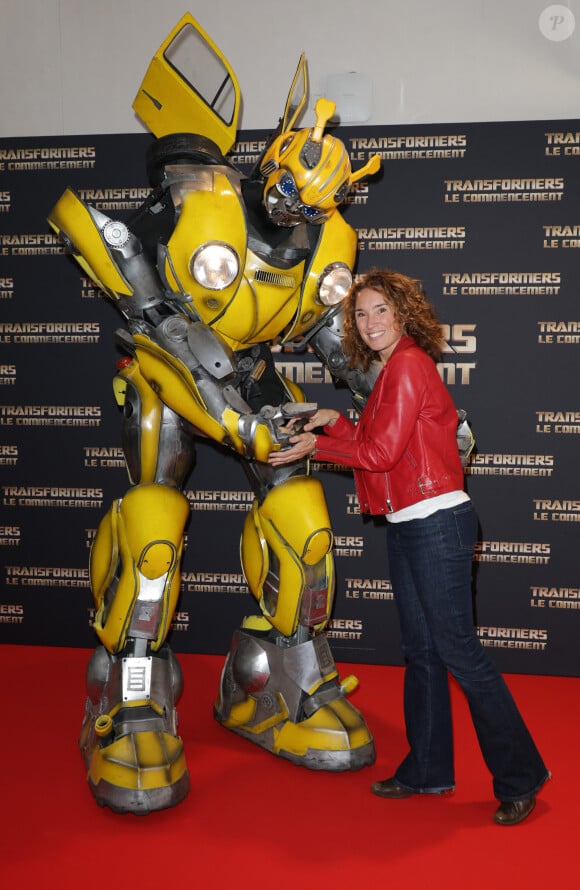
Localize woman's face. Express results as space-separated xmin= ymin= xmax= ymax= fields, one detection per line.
xmin=354 ymin=287 xmax=403 ymax=363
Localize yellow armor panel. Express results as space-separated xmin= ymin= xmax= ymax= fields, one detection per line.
xmin=283 ymin=212 xmax=357 ymax=342
xmin=87 ymin=730 xmax=188 ymax=792
xmin=241 ymin=476 xmax=334 ymax=636
xmin=48 ymin=188 xmax=133 ymax=298
xmin=164 ymin=174 xmax=246 ymax=313
xmin=114 ymin=359 xmax=165 ymax=484
xmin=91 ymin=484 xmax=190 ymax=653
xmin=272 ymin=697 xmax=372 ymax=757
xmin=214 ymin=251 xmax=306 ymax=349
xmin=277 ymin=374 xmax=305 ymax=403
xmin=132 ymin=13 xmax=240 ymax=154
xmin=253 ymin=422 xmax=278 ymax=463
xmin=259 ymin=476 xmax=333 ymax=563
xmin=132 ymin=336 xmax=229 ymax=444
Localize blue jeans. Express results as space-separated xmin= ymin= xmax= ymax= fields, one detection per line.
xmin=386 ymin=501 xmax=549 ymax=801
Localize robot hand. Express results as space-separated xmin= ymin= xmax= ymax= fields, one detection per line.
xmin=456 ymin=409 xmax=475 ymax=466
xmin=239 ymin=402 xmax=318 ymax=456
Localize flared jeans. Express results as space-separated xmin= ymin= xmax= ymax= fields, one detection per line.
xmin=386 ymin=500 xmax=549 ymax=801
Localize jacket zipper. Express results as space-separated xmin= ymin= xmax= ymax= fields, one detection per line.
xmin=384 ymin=473 xmax=394 ymax=513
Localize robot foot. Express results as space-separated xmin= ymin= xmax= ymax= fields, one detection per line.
xmin=84 ymin=722 xmax=190 ymax=815
xmin=214 ymin=629 xmax=375 ymax=771
xmin=80 ymin=646 xmax=190 ymax=815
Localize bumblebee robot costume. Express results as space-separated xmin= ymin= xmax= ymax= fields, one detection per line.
xmin=48 ymin=13 xmax=382 ymax=814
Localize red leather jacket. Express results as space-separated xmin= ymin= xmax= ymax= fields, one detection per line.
xmin=313 ymin=336 xmax=464 ymax=515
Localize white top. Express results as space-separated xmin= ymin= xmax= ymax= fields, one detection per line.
xmin=386 ymin=490 xmax=471 ymax=523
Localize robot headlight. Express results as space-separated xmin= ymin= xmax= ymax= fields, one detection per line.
xmin=317 ymin=262 xmax=353 ymax=306
xmin=190 ymin=242 xmax=239 ymax=290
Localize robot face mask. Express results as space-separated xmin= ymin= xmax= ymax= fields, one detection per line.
xmin=261 ymin=97 xmax=380 ymax=228
xmin=262 ymin=137 xmax=350 ymax=226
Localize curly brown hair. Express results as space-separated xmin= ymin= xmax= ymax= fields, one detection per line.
xmin=342 ymin=267 xmax=444 ymax=369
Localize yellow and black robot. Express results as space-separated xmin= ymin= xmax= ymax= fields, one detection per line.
xmin=48 ymin=13 xmax=382 ymax=814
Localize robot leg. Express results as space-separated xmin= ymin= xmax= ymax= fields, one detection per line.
xmin=80 ymin=481 xmax=191 ymax=814
xmin=214 ymin=474 xmax=375 ymax=770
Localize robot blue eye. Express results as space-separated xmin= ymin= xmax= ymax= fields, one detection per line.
xmin=301 ymin=205 xmax=320 ymax=219
xmin=277 ymin=174 xmax=298 ymax=197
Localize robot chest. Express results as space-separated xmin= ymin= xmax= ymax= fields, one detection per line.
xmin=207 ymin=252 xmax=309 ymax=346
xmin=159 ymin=178 xmax=335 ymax=349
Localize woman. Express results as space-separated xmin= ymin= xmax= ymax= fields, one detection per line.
xmin=269 ymin=267 xmax=549 ymax=826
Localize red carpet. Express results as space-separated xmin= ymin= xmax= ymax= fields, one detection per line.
xmin=0 ymin=645 xmax=575 ymax=889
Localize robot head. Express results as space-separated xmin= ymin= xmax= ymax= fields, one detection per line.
xmin=260 ymin=97 xmax=380 ymax=227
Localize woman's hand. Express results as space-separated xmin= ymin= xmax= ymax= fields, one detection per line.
xmin=267 ymin=408 xmax=340 ymax=466
xmin=303 ymin=408 xmax=340 ymax=431
xmin=268 ymin=432 xmax=317 ymax=466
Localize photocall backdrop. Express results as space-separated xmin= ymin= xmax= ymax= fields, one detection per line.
xmin=1 ymin=120 xmax=579 ymax=677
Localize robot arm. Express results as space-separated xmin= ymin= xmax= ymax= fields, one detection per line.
xmin=48 ymin=188 xmax=171 ymax=322
xmin=127 ymin=319 xmax=317 ymax=461
xmin=305 ymin=304 xmax=380 ymax=413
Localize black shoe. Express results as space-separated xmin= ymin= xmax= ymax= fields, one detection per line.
xmin=371 ymin=777 xmax=414 ymax=799
xmin=493 ymin=796 xmax=536 ymax=826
